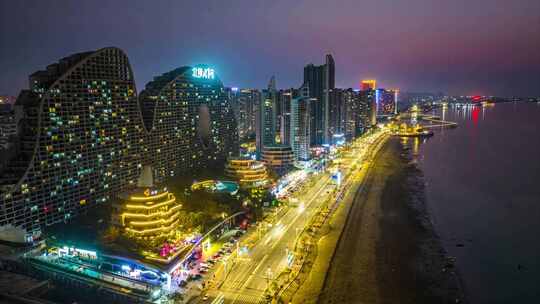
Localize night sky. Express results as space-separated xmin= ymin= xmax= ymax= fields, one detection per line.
xmin=1 ymin=0 xmax=539 ymax=97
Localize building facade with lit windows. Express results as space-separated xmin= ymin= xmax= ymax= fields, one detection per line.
xmin=303 ymin=54 xmax=335 ymax=145
xmin=229 ymin=88 xmax=261 ymax=141
xmin=139 ymin=66 xmax=239 ymax=182
xmin=279 ymin=90 xmax=293 ymax=146
xmin=290 ymin=85 xmax=312 ymax=161
xmin=256 ymin=77 xmax=277 ymax=156
xmin=342 ymin=89 xmax=373 ymax=140
xmin=261 ymin=145 xmax=295 ymax=176
xmin=376 ymin=88 xmax=398 ymax=116
xmin=225 ymin=158 xmax=268 ymax=188
xmin=0 ymin=48 xmax=145 ymax=238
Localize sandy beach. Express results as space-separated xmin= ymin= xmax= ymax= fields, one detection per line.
xmin=317 ymin=138 xmax=466 ymax=304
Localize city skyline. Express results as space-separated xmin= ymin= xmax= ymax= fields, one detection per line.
xmin=1 ymin=0 xmax=540 ymax=97
xmin=0 ymin=2 xmax=539 ymax=304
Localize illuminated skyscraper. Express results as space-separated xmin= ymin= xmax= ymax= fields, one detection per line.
xmin=279 ymin=90 xmax=293 ymax=146
xmin=364 ymin=89 xmax=377 ymax=126
xmin=140 ymin=66 xmax=239 ymax=181
xmin=0 ymin=48 xmax=145 ymax=237
xmin=328 ymin=88 xmax=345 ymax=136
xmin=343 ymin=89 xmax=371 ymax=141
xmin=256 ymin=76 xmax=277 ymax=156
xmin=360 ymin=79 xmax=377 ymax=91
xmin=229 ymin=88 xmax=260 ymax=141
xmin=290 ymin=84 xmax=312 ymax=161
xmin=303 ymin=54 xmax=335 ymax=145
xmin=375 ymin=88 xmax=398 ymax=116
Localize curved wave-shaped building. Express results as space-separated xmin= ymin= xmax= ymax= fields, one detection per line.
xmin=0 ymin=47 xmax=146 ymax=238
xmin=140 ymin=66 xmax=239 ymax=181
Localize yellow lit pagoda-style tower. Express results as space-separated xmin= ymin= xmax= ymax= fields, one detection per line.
xmin=113 ymin=166 xmax=181 ymax=240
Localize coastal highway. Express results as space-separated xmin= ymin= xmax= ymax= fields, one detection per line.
xmin=193 ymin=130 xmax=389 ymax=304
xmin=198 ymin=173 xmax=335 ymax=304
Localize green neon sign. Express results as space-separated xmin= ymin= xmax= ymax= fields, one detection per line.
xmin=192 ymin=67 xmax=215 ymax=80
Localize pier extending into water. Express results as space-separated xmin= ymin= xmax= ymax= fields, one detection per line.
xmin=420 ymin=115 xmax=459 ymax=129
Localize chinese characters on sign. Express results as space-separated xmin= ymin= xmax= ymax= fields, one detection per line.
xmin=192 ymin=67 xmax=215 ymax=79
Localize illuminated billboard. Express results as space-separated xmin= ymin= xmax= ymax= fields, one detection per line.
xmin=192 ymin=67 xmax=215 ymax=80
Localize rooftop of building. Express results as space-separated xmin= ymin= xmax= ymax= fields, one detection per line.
xmin=140 ymin=66 xmax=190 ymax=95
xmin=29 ymin=51 xmax=95 ymax=90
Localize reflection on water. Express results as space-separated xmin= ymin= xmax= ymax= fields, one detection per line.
xmin=406 ymin=102 xmax=540 ymax=304
xmin=401 ymin=136 xmax=423 ymax=156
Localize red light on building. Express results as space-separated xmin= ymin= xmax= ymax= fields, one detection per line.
xmin=360 ymin=79 xmax=376 ymax=91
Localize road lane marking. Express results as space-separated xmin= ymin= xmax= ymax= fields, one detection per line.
xmin=251 ymin=254 xmax=269 ymax=275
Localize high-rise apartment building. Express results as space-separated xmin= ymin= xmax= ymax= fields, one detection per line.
xmin=0 ymin=115 xmax=17 ymax=150
xmin=290 ymin=85 xmax=312 ymax=161
xmin=140 ymin=66 xmax=239 ymax=181
xmin=343 ymin=89 xmax=371 ymax=140
xmin=375 ymin=88 xmax=398 ymax=116
xmin=229 ymin=88 xmax=260 ymax=141
xmin=364 ymin=90 xmax=377 ymax=126
xmin=279 ymin=90 xmax=293 ymax=146
xmin=0 ymin=48 xmax=145 ymax=237
xmin=328 ymin=88 xmax=345 ymax=136
xmin=303 ymin=54 xmax=335 ymax=145
xmin=256 ymin=77 xmax=277 ymax=156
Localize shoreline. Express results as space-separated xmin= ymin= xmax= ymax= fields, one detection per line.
xmin=375 ymin=140 xmax=467 ymax=303
xmin=295 ymin=137 xmax=466 ymax=303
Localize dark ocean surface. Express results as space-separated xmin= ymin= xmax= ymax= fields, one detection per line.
xmin=411 ymin=102 xmax=540 ymax=303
